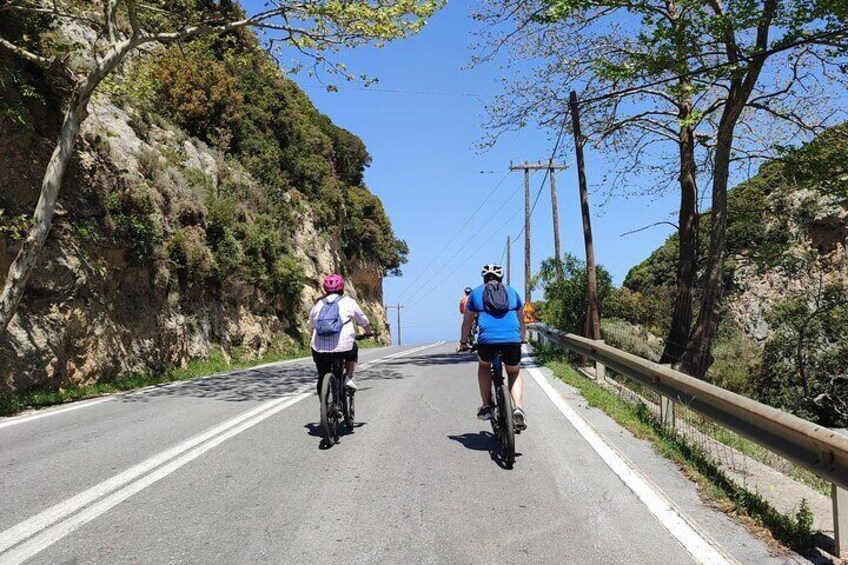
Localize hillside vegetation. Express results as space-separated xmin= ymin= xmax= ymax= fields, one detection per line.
xmin=534 ymin=125 xmax=847 ymax=426
xmin=621 ymin=125 xmax=848 ymax=426
xmin=0 ymin=13 xmax=404 ymax=397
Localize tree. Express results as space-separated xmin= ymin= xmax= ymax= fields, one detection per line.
xmin=475 ymin=0 xmax=848 ymax=376
xmin=533 ymin=254 xmax=613 ymax=334
xmin=0 ymin=0 xmax=442 ymax=333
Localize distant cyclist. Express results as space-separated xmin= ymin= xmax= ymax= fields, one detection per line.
xmin=459 ymin=287 xmax=478 ymax=345
xmin=459 ymin=287 xmax=472 ymax=314
xmin=459 ymin=264 xmax=527 ymax=431
xmin=309 ymin=274 xmax=371 ymax=393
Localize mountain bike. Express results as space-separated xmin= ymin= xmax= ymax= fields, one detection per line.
xmin=318 ymin=334 xmax=373 ymax=448
xmin=459 ymin=344 xmax=515 ymax=468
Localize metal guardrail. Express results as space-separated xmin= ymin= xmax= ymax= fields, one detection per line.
xmin=531 ymin=322 xmax=848 ymax=556
xmin=529 ymin=323 xmax=848 ymax=490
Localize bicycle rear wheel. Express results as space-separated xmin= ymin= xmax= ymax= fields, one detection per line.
xmin=498 ymin=383 xmax=515 ymax=468
xmin=319 ymin=372 xmax=338 ymax=446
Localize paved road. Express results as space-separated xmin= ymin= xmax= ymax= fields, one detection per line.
xmin=0 ymin=343 xmax=808 ymax=564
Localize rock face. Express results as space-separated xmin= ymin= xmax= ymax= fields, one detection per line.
xmin=727 ymin=189 xmax=848 ymax=345
xmin=0 ymin=92 xmax=391 ymax=395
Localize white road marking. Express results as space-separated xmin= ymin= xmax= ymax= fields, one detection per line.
xmin=360 ymin=341 xmax=445 ymax=367
xmin=0 ymin=397 xmax=114 ymax=430
xmin=0 ymin=395 xmax=292 ymax=556
xmin=0 ymin=393 xmax=311 ymax=565
xmin=525 ymin=360 xmax=734 ymax=565
xmin=0 ymin=344 xmax=441 ymax=562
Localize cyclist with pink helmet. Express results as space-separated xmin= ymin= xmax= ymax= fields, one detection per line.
xmin=308 ymin=274 xmax=372 ymax=392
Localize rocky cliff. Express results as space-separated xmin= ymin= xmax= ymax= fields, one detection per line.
xmin=0 ymin=23 xmax=401 ymax=395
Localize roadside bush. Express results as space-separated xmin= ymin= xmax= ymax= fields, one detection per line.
xmin=535 ymin=253 xmax=613 ymax=334
xmin=268 ymin=254 xmax=305 ymax=309
xmin=167 ymin=227 xmax=214 ymax=290
xmin=107 ymin=186 xmax=163 ymax=266
xmin=706 ymin=320 xmax=761 ymax=395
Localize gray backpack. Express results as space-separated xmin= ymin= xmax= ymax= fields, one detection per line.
xmin=483 ymin=282 xmax=511 ymax=315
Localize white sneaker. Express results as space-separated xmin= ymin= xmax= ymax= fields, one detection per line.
xmin=344 ymin=376 xmax=358 ymax=391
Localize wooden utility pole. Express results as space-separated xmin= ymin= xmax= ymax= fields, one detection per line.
xmin=510 ymin=160 xmax=569 ymax=298
xmin=386 ymin=303 xmax=403 ymax=345
xmin=523 ymin=166 xmax=531 ymax=302
xmin=548 ymin=161 xmax=564 ymax=280
xmin=569 ymin=90 xmax=601 ymax=340
xmin=506 ymin=236 xmax=511 ymax=286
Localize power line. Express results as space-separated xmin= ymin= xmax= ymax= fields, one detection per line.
xmin=399 ymin=182 xmax=523 ymax=307
xmin=393 ymin=171 xmax=512 ymax=303
xmin=406 ymin=208 xmax=523 ymax=310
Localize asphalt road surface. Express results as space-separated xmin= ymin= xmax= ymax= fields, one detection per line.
xmin=1 ymin=343 xmax=811 ymax=564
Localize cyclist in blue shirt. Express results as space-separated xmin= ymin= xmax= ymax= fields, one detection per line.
xmin=459 ymin=263 xmax=527 ymax=430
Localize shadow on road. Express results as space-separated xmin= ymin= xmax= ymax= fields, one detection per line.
xmin=118 ymin=361 xmax=406 ymax=404
xmin=304 ymin=422 xmax=366 ymax=449
xmin=448 ymin=431 xmax=522 ymax=470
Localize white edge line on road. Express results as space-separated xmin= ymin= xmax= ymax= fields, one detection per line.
xmin=0 ymin=397 xmax=114 ymax=431
xmin=524 ymin=359 xmax=734 ymax=565
xmin=0 ymin=392 xmax=311 ymax=565
xmin=0 ymin=395 xmax=290 ymax=554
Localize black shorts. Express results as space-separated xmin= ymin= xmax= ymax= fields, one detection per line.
xmin=312 ymin=343 xmax=359 ymax=394
xmin=312 ymin=342 xmax=359 ymax=373
xmin=477 ymin=343 xmax=522 ymax=366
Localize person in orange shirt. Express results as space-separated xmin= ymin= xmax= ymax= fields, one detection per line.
xmin=459 ymin=287 xmax=472 ymax=314
xmin=459 ymin=287 xmax=478 ymax=345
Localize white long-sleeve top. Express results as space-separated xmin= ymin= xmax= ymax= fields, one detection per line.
xmin=308 ymin=294 xmax=370 ymax=353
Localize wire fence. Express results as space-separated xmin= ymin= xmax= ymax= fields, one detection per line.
xmin=596 ymin=312 xmax=831 ymax=497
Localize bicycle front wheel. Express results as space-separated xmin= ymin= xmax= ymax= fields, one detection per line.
xmin=498 ymin=383 xmax=515 ymax=468
xmin=319 ymin=373 xmax=338 ymax=446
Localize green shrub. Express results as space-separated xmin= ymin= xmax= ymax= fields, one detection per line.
xmin=707 ymin=320 xmax=761 ymax=395
xmin=167 ymin=227 xmax=214 ymax=289
xmin=107 ymin=186 xmax=163 ymax=266
xmin=269 ymin=254 xmax=305 ymax=308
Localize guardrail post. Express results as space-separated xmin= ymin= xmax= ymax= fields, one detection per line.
xmin=659 ymin=364 xmax=675 ymax=431
xmin=833 ymin=484 xmax=848 ymax=558
xmin=836 ymin=428 xmax=848 ymax=558
xmin=594 ymin=340 xmax=606 ymax=383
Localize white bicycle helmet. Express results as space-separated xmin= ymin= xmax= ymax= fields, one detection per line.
xmin=481 ymin=263 xmax=504 ymax=279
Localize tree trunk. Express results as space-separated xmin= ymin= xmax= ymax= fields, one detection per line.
xmin=678 ymin=122 xmax=734 ymax=377
xmin=0 ymin=40 xmax=136 ymax=333
xmin=661 ymin=98 xmax=699 ymax=365
xmin=0 ymin=95 xmax=84 ymax=332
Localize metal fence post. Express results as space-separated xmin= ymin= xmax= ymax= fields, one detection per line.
xmin=659 ymin=364 xmax=676 ymax=431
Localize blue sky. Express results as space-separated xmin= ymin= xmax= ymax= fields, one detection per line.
xmin=244 ymin=2 xmax=693 ymax=344
xmin=290 ymin=2 xmax=683 ymax=344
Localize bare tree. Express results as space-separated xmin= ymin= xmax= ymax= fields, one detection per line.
xmin=0 ymin=0 xmax=443 ymax=334
xmin=474 ymin=0 xmax=848 ymax=375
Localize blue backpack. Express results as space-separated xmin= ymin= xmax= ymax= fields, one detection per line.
xmin=315 ymin=298 xmax=349 ymax=336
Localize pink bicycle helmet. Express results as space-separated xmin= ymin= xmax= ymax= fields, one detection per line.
xmin=322 ymin=274 xmax=345 ymax=294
